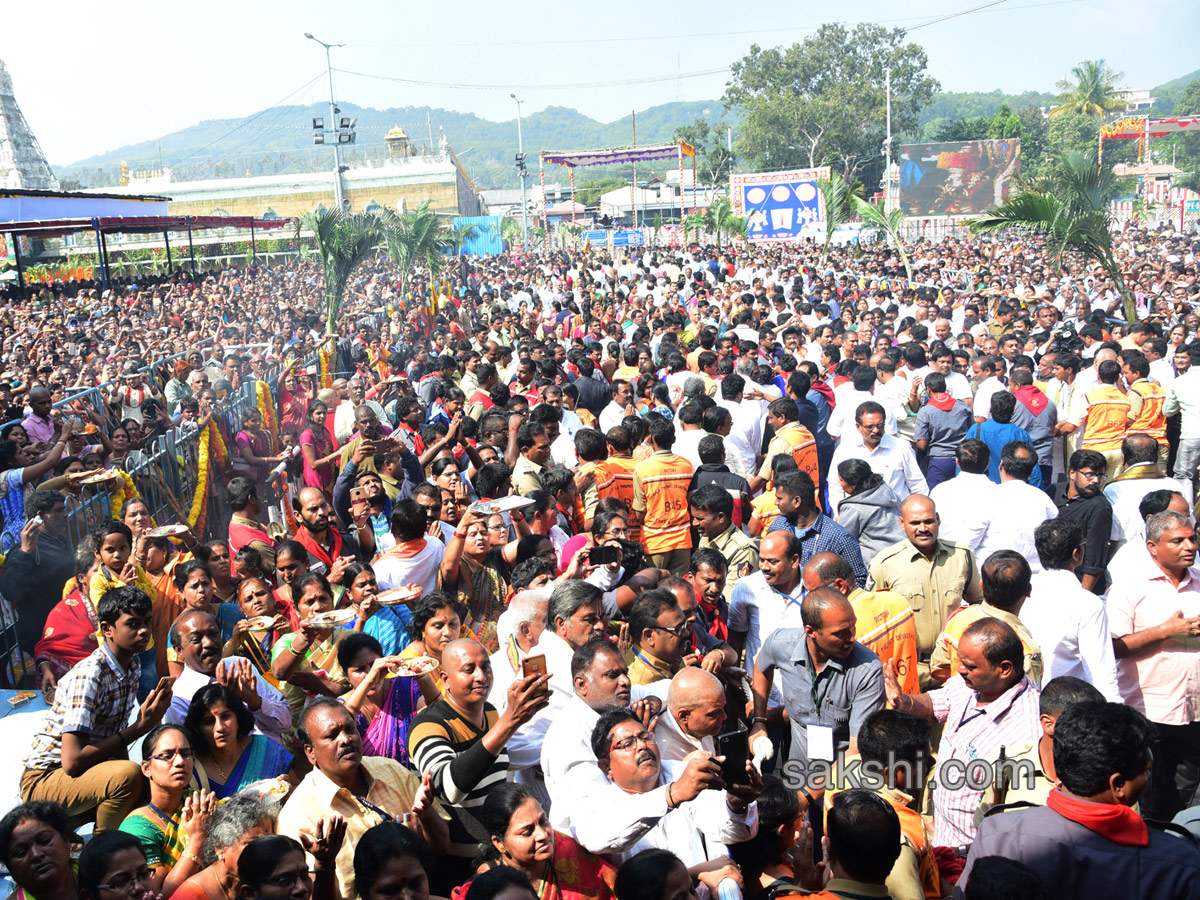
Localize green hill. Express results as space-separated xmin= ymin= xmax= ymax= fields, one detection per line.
xmin=54 ymin=101 xmax=727 ymax=191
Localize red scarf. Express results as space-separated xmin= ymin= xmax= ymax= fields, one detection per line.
xmin=928 ymin=392 xmax=956 ymax=412
xmin=295 ymin=526 xmax=343 ymax=572
xmin=1046 ymin=789 xmax=1149 ymax=846
xmin=1014 ymin=384 xmax=1049 ymax=416
xmin=811 ymin=380 xmax=837 ymax=410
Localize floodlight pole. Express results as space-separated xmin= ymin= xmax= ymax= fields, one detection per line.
xmin=307 ymin=33 xmax=346 ymax=213
xmin=512 ymin=94 xmax=528 ymax=253
xmin=884 ymin=65 xmax=894 ymax=213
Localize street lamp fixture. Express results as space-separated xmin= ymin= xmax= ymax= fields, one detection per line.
xmin=511 ymin=94 xmax=528 ymax=252
xmin=305 ymin=32 xmax=351 ymax=211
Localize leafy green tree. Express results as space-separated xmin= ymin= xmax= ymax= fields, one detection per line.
xmin=986 ymin=104 xmax=1023 ymax=140
xmin=576 ymin=177 xmax=627 ymax=207
xmin=442 ymin=222 xmax=480 ymax=256
xmin=672 ymin=118 xmax=734 ymax=187
xmin=971 ymin=151 xmax=1133 ymax=322
xmin=1047 ymin=113 xmax=1099 ymax=165
xmin=724 ymin=23 xmax=938 ymax=187
xmin=685 ymin=196 xmax=745 ymax=249
xmin=924 ymin=116 xmax=990 ymax=143
xmin=1051 ymin=59 xmax=1125 ymax=121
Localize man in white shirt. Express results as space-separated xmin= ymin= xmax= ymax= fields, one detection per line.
xmin=826 ymin=367 xmax=897 ymax=441
xmin=599 ymin=380 xmax=635 ymax=433
xmin=716 ymin=374 xmax=762 ymax=476
xmin=572 ymin=707 xmax=759 ymax=865
xmin=541 ymin=638 xmax=662 ymax=832
xmin=651 ymin=668 xmax=725 ymax=765
xmin=929 ymin=438 xmax=997 ymax=558
xmin=1103 ymin=434 xmax=1187 ymax=550
xmin=827 ymin=402 xmax=927 ymax=513
xmin=165 ymin=610 xmax=292 ymax=743
xmin=1023 ymin=518 xmax=1120 ymax=700
xmin=977 ymin=441 xmax=1058 ymax=574
xmin=373 ymin=501 xmax=446 ymax=595
xmin=971 ymin=357 xmax=1005 ymax=423
xmin=1165 ymin=345 xmax=1200 ymax=503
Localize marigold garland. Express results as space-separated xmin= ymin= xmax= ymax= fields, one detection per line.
xmin=187 ymin=426 xmax=212 ymax=534
xmin=318 ymin=345 xmax=334 ymax=389
xmin=109 ymin=471 xmax=140 ymax=521
xmin=256 ymin=380 xmax=279 ymax=450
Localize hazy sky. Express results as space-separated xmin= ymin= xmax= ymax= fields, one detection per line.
xmin=4 ymin=0 xmax=1197 ymax=166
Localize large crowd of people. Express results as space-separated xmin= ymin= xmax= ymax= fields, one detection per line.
xmin=1 ymin=220 xmax=1200 ymax=900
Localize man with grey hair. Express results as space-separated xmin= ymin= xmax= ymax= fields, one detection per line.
xmin=1108 ymin=508 xmax=1200 ymax=820
xmin=335 ymin=377 xmax=387 ymax=444
xmin=533 ymin=581 xmax=607 ymax=704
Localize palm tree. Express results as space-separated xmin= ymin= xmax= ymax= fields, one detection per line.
xmin=685 ymin=196 xmax=746 ymax=250
xmin=442 ymin=222 xmax=480 ymax=256
xmin=970 ymin=151 xmax=1133 ymax=321
xmin=499 ymin=217 xmax=523 ymax=253
xmin=1050 ymin=59 xmax=1125 ymax=121
xmin=378 ymin=201 xmax=447 ymax=287
xmin=302 ymin=208 xmax=387 ymax=334
xmin=851 ymin=198 xmax=913 ymax=284
xmin=816 ymin=172 xmax=855 ymax=263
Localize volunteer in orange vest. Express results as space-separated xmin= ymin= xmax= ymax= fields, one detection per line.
xmin=226 ymin=476 xmax=278 ymax=575
xmin=928 ymin=550 xmax=1042 ymax=685
xmin=749 ymin=397 xmax=819 ymax=494
xmin=1069 ymin=358 xmax=1129 ymax=482
xmin=593 ymin=425 xmax=643 ymax=544
xmin=822 ymin=710 xmax=945 ymax=900
xmin=802 ymin=551 xmax=919 ymax=695
xmin=1122 ymin=354 xmax=1169 ymax=471
xmin=632 ymin=415 xmax=694 ymax=574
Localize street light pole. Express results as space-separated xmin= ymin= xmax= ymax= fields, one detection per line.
xmin=306 ymin=32 xmax=346 ymax=212
xmin=511 ymin=94 xmax=528 ymax=253
xmin=884 ymin=65 xmax=894 ymax=213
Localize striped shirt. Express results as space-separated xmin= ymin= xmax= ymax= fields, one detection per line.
xmin=929 ymin=674 xmax=1041 ymax=848
xmin=408 ymin=698 xmax=509 ymax=858
xmin=24 ymin=643 xmax=139 ymax=771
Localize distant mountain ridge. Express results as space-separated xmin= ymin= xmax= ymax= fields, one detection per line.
xmin=54 ymin=67 xmax=1199 ymax=191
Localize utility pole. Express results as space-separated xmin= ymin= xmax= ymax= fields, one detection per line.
xmin=511 ymin=94 xmax=528 ymax=252
xmin=305 ymin=32 xmax=347 ymax=212
xmin=884 ymin=65 xmax=894 ymax=213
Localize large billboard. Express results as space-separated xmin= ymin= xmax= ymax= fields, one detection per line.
xmin=731 ymin=167 xmax=829 ymax=242
xmin=898 ymin=139 xmax=1020 ymax=216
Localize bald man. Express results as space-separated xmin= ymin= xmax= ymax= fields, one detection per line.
xmin=749 ymin=587 xmax=884 ymax=786
xmin=653 ymin=667 xmax=728 ymax=764
xmin=408 ymin=638 xmax=549 ymax=876
xmin=869 ymin=495 xmax=985 ymax=690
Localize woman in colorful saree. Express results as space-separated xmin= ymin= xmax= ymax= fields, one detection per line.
xmin=455 ymin=783 xmax=617 ymax=900
xmin=336 ymin=632 xmax=440 ymax=766
xmin=183 ymin=684 xmax=293 ymax=799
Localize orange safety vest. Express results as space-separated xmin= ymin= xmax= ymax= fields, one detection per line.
xmin=771 ymin=423 xmax=820 ymax=488
xmin=1080 ymin=384 xmax=1130 ymax=452
xmin=849 ymin=589 xmax=919 ymax=695
xmin=1128 ymin=379 xmax=1167 ymax=441
xmin=933 ymin=605 xmax=1040 ymax=683
xmin=634 ymin=452 xmax=694 ymax=553
xmin=822 ymin=780 xmax=942 ymax=900
xmin=751 ymin=491 xmax=781 ymax=533
xmin=594 ymin=455 xmax=642 ymax=543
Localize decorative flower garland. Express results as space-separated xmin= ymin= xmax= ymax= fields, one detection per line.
xmin=318 ymin=345 xmax=334 ymax=389
xmin=187 ymin=426 xmax=213 ymax=534
xmin=109 ymin=471 xmax=140 ymax=521
xmin=256 ymin=380 xmax=279 ymax=449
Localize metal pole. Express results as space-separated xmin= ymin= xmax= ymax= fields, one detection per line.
xmin=99 ymin=230 xmax=111 ymax=287
xmin=884 ymin=65 xmax=893 ymax=213
xmin=512 ymin=95 xmax=528 ymax=253
xmin=186 ymin=217 xmax=196 ymax=278
xmin=10 ymin=233 xmax=24 ymax=297
xmin=306 ymin=34 xmax=346 ymax=213
xmin=92 ymin=219 xmax=107 ymax=291
xmin=163 ymin=230 xmax=173 ymax=275
xmin=251 ymin=221 xmax=257 ymax=262
xmin=630 ymin=110 xmax=637 ymax=230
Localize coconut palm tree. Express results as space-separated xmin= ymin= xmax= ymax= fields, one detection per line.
xmin=816 ymin=171 xmax=855 ymax=263
xmin=1050 ymin=59 xmax=1125 ymax=122
xmin=442 ymin=221 xmax=480 ymax=256
xmin=686 ymin=196 xmax=746 ymax=250
xmin=851 ymin=197 xmax=914 ymax=284
xmin=971 ymin=151 xmax=1134 ymax=321
xmin=302 ymin=208 xmax=387 ymax=334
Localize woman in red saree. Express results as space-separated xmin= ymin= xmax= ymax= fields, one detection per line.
xmin=454 ymin=784 xmax=617 ymax=900
xmin=34 ymin=544 xmax=100 ymax=694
